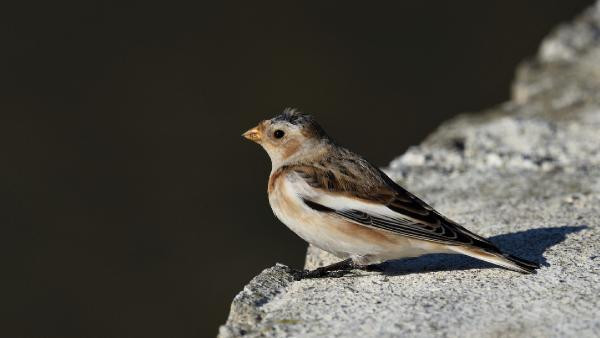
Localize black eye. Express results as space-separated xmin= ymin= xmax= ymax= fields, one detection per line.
xmin=273 ymin=130 xmax=285 ymax=139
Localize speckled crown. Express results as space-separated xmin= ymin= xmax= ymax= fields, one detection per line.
xmin=271 ymin=108 xmax=329 ymax=138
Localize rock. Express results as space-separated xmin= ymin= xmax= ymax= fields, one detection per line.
xmin=219 ymin=3 xmax=600 ymax=337
xmin=218 ymin=264 xmax=297 ymax=337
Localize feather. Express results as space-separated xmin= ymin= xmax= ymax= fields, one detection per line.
xmin=281 ymin=152 xmax=529 ymax=256
xmin=260 ymin=109 xmax=539 ymax=273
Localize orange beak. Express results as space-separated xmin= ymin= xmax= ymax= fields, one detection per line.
xmin=242 ymin=125 xmax=262 ymax=143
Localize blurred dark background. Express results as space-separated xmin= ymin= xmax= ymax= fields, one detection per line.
xmin=0 ymin=1 xmax=593 ymax=337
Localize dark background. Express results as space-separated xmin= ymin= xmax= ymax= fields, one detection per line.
xmin=0 ymin=1 xmax=593 ymax=337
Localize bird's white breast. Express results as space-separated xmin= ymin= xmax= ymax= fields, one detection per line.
xmin=268 ymin=172 xmax=347 ymax=257
xmin=268 ymin=172 xmax=392 ymax=260
xmin=267 ymin=171 xmax=452 ymax=264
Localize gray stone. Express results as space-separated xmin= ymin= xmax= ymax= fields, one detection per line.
xmin=219 ymin=2 xmax=600 ymax=337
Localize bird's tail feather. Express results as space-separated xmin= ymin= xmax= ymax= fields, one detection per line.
xmin=450 ymin=246 xmax=540 ymax=274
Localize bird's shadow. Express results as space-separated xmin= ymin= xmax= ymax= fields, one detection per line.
xmin=377 ymin=225 xmax=587 ymax=276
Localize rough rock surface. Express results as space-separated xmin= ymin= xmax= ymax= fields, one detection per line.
xmin=220 ymin=3 xmax=600 ymax=337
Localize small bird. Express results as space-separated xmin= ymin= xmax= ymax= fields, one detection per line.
xmin=243 ymin=108 xmax=539 ymax=277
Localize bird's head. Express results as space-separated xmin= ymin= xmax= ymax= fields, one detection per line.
xmin=242 ymin=108 xmax=330 ymax=169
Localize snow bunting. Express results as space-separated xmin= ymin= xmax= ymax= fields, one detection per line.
xmin=242 ymin=108 xmax=539 ymax=277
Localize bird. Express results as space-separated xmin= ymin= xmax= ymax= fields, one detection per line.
xmin=242 ymin=108 xmax=539 ymax=278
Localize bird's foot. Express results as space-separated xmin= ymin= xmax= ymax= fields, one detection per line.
xmin=292 ymin=268 xmax=354 ymax=280
xmin=292 ymin=258 xmax=356 ymax=280
xmin=290 ymin=268 xmax=325 ymax=280
xmin=291 ymin=260 xmax=388 ymax=280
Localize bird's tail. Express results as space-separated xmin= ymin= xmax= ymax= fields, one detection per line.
xmin=450 ymin=246 xmax=540 ymax=274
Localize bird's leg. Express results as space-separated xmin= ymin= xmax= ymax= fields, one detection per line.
xmin=295 ymin=258 xmax=355 ymax=279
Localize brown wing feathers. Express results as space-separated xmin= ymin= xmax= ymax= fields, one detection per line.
xmin=284 ymin=154 xmax=502 ymax=253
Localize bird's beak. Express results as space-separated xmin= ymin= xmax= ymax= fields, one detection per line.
xmin=242 ymin=126 xmax=262 ymax=143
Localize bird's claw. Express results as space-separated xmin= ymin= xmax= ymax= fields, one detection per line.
xmin=292 ymin=267 xmax=354 ymax=280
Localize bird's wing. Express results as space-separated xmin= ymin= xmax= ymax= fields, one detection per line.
xmin=288 ymin=162 xmax=499 ymax=251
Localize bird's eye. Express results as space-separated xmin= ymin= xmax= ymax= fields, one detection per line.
xmin=273 ymin=130 xmax=285 ymax=139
